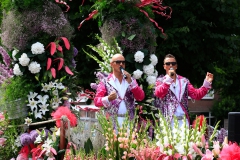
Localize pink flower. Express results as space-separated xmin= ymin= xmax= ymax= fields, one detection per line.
xmin=212 ymin=141 xmax=220 ymax=157
xmin=0 ymin=137 xmax=7 ymax=146
xmin=201 ymin=149 xmax=213 ymax=160
xmin=0 ymin=112 xmax=4 ymax=120
xmin=0 ymin=130 xmax=4 ymax=135
xmin=220 ymin=142 xmax=240 ymax=160
xmin=16 ymin=153 xmax=28 ymax=160
xmin=51 ymin=106 xmax=77 ymax=128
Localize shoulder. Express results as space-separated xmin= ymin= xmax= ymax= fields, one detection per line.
xmin=156 ymin=74 xmax=165 ymax=82
xmin=178 ymin=75 xmax=190 ymax=83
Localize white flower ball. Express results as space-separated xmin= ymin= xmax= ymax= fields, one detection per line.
xmin=143 ymin=64 xmax=154 ymax=75
xmin=154 ymin=70 xmax=158 ymax=77
xmin=28 ymin=61 xmax=41 ymax=74
xmin=146 ymin=76 xmax=156 ymax=85
xmin=150 ymin=54 xmax=158 ymax=66
xmin=133 ymin=69 xmax=143 ymax=79
xmin=12 ymin=49 xmax=19 ymax=61
xmin=134 ymin=51 xmax=144 ymax=63
xmin=31 ymin=42 xmax=45 ymax=55
xmin=19 ymin=53 xmax=30 ymax=66
xmin=13 ymin=64 xmax=23 ymax=76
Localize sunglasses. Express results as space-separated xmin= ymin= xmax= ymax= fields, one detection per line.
xmin=165 ymin=62 xmax=177 ymax=66
xmin=113 ymin=60 xmax=125 ymax=65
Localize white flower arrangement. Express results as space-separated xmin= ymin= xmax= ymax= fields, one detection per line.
xmin=134 ymin=51 xmax=144 ymax=63
xmin=28 ymin=61 xmax=41 ymax=74
xmin=154 ymin=113 xmax=207 ymax=159
xmin=19 ymin=53 xmax=30 ymax=66
xmin=27 ymin=80 xmax=66 ymax=119
xmin=143 ymin=63 xmax=154 ymax=75
xmin=146 ymin=75 xmax=156 ymax=85
xmin=133 ymin=69 xmax=143 ymax=79
xmin=31 ymin=42 xmax=45 ymax=55
xmin=13 ymin=63 xmax=23 ymax=76
xmin=12 ymin=49 xmax=19 ymax=61
xmin=150 ymin=54 xmax=158 ymax=66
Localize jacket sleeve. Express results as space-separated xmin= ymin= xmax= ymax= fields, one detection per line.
xmin=129 ymin=79 xmax=145 ymax=101
xmin=154 ymin=76 xmax=173 ymax=99
xmin=94 ymin=81 xmax=110 ymax=107
xmin=188 ymin=79 xmax=212 ymax=100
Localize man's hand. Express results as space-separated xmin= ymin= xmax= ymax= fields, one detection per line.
xmin=123 ymin=70 xmax=132 ymax=84
xmin=108 ymin=91 xmax=117 ymax=101
xmin=205 ymin=72 xmax=214 ymax=83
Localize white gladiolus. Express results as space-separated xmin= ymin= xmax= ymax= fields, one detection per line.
xmin=143 ymin=64 xmax=154 ymax=75
xmin=12 ymin=49 xmax=19 ymax=61
xmin=146 ymin=75 xmax=156 ymax=85
xmin=150 ymin=54 xmax=158 ymax=66
xmin=31 ymin=42 xmax=45 ymax=55
xmin=19 ymin=53 xmax=30 ymax=66
xmin=133 ymin=69 xmax=143 ymax=79
xmin=134 ymin=51 xmax=144 ymax=63
xmin=28 ymin=61 xmax=41 ymax=74
xmin=13 ymin=64 xmax=23 ymax=76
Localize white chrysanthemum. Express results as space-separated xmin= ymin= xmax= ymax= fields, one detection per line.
xmin=154 ymin=70 xmax=158 ymax=77
xmin=19 ymin=53 xmax=30 ymax=66
xmin=13 ymin=64 xmax=23 ymax=76
xmin=134 ymin=51 xmax=144 ymax=63
xmin=150 ymin=54 xmax=158 ymax=66
xmin=143 ymin=64 xmax=154 ymax=75
xmin=133 ymin=69 xmax=143 ymax=79
xmin=31 ymin=42 xmax=45 ymax=55
xmin=12 ymin=49 xmax=19 ymax=61
xmin=28 ymin=61 xmax=41 ymax=74
xmin=146 ymin=75 xmax=156 ymax=85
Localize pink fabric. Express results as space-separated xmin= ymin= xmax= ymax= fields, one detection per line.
xmin=155 ymin=75 xmax=210 ymax=100
xmin=94 ymin=74 xmax=144 ymax=107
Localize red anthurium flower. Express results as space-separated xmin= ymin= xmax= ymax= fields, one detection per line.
xmin=53 ymin=58 xmax=64 ymax=71
xmin=65 ymin=66 xmax=74 ymax=75
xmin=51 ymin=68 xmax=56 ymax=78
xmin=59 ymin=37 xmax=70 ymax=50
xmin=46 ymin=42 xmax=57 ymax=55
xmin=47 ymin=58 xmax=52 ymax=70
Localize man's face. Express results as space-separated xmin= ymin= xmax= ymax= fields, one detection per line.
xmin=163 ymin=57 xmax=177 ymax=72
xmin=110 ymin=55 xmax=125 ymax=72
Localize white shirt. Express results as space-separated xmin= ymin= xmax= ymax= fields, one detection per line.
xmin=171 ymin=75 xmax=189 ymax=128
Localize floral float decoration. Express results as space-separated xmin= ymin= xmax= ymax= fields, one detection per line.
xmin=46 ymin=37 xmax=74 ymax=78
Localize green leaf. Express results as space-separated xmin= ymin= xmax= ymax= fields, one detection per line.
xmin=122 ymin=32 xmax=126 ymax=37
xmin=84 ymin=138 xmax=93 ymax=154
xmin=127 ymin=34 xmax=136 ymax=41
xmin=135 ymin=62 xmax=143 ymax=70
xmin=125 ymin=53 xmax=134 ymax=63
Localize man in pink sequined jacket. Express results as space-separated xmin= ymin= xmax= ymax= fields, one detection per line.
xmin=154 ymin=54 xmax=214 ymax=127
xmin=94 ymin=54 xmax=145 ymax=126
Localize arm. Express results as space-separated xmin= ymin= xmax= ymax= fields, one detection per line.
xmin=129 ymin=79 xmax=145 ymax=101
xmin=94 ymin=81 xmax=110 ymax=107
xmin=154 ymin=75 xmax=173 ymax=99
xmin=188 ymin=80 xmax=212 ymax=100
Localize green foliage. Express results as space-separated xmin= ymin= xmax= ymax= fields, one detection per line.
xmin=0 ymin=76 xmax=37 ymax=102
xmin=84 ymin=138 xmax=94 ymax=154
xmin=211 ymin=95 xmax=240 ymax=120
xmin=0 ymin=0 xmax=44 ymax=11
xmin=0 ymin=113 xmax=24 ymax=159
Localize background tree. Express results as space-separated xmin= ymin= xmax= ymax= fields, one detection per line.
xmin=155 ymin=0 xmax=240 ymax=125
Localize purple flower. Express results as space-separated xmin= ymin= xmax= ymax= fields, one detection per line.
xmin=29 ymin=130 xmax=39 ymax=143
xmin=73 ymin=47 xmax=78 ymax=57
xmin=20 ymin=133 xmax=32 ymax=146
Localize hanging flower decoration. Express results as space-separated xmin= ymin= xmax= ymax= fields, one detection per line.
xmin=46 ymin=37 xmax=74 ymax=78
